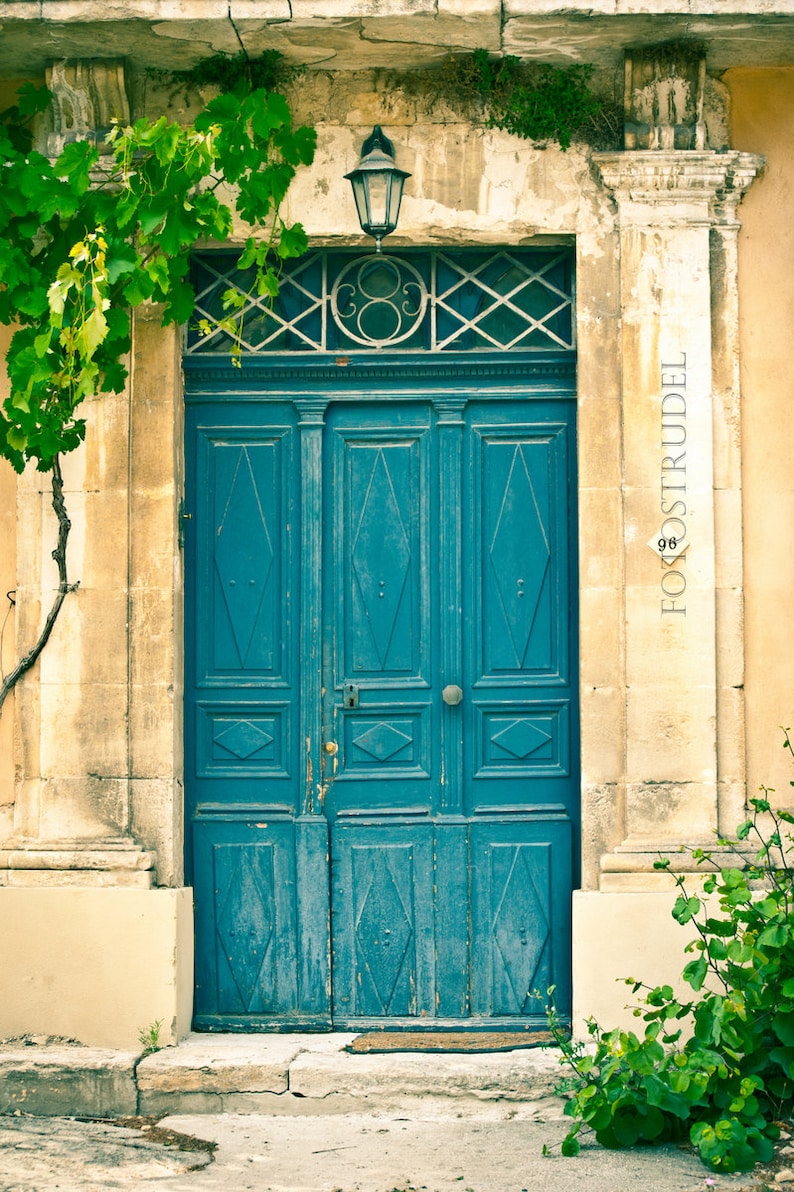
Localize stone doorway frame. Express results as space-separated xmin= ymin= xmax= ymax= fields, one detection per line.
xmin=0 ymin=74 xmax=763 ymax=1040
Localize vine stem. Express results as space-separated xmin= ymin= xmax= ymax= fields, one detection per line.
xmin=0 ymin=455 xmax=78 ymax=716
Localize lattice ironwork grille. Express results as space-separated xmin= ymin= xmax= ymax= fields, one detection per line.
xmin=187 ymin=247 xmax=575 ymax=356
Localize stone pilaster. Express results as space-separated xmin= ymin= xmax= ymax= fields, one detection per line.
xmin=592 ymin=150 xmax=762 ymax=887
xmin=0 ymin=60 xmax=186 ymax=890
xmin=0 ymin=363 xmax=156 ymax=888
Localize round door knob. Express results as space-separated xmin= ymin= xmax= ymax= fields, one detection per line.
xmin=442 ymin=684 xmax=463 ymax=706
xmin=324 ymin=741 xmax=338 ymax=755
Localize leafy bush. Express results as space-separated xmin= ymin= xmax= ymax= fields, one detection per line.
xmin=391 ymin=50 xmax=618 ymax=151
xmin=550 ymin=729 xmax=794 ymax=1173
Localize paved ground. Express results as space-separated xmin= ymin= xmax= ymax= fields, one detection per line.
xmin=0 ymin=1034 xmax=791 ymax=1192
xmin=0 ymin=1110 xmax=783 ymax=1192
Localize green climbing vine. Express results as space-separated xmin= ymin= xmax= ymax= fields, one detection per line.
xmin=0 ymin=59 xmax=316 ymax=713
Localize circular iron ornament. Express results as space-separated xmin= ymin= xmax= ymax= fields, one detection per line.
xmin=330 ymin=255 xmax=428 ymax=348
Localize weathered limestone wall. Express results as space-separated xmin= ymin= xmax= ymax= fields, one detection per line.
xmin=726 ymin=67 xmax=794 ymax=803
xmin=2 ymin=317 xmax=185 ymax=880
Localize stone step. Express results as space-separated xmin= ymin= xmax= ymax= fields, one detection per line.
xmin=0 ymin=1045 xmax=139 ymax=1117
xmin=137 ymin=1033 xmax=565 ymax=1118
xmin=0 ymin=1034 xmax=566 ymax=1120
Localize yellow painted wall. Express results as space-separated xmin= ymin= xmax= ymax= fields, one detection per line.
xmin=726 ymin=68 xmax=794 ymax=801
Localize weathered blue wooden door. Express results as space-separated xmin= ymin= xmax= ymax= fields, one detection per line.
xmin=184 ymin=248 xmax=578 ymax=1030
xmin=323 ymin=397 xmax=576 ymax=1025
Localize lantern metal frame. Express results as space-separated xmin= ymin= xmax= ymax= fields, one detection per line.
xmin=344 ymin=126 xmax=411 ymax=253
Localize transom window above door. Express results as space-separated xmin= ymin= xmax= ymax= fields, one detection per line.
xmin=187 ymin=247 xmax=575 ymax=356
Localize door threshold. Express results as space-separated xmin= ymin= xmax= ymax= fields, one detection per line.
xmin=193 ymin=1015 xmax=564 ymax=1035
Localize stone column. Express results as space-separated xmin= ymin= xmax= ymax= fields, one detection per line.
xmin=592 ymin=151 xmax=762 ymax=884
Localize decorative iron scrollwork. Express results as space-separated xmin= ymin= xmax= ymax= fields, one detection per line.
xmin=188 ymin=247 xmax=575 ymax=355
xmin=330 ymin=255 xmax=427 ymax=348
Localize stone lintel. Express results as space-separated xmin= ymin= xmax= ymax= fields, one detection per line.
xmin=4 ymin=9 xmax=794 ymax=78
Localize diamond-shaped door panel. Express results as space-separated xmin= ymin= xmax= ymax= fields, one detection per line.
xmin=353 ymin=848 xmax=415 ymax=1015
xmin=331 ymin=828 xmax=435 ymax=1021
xmin=489 ymin=444 xmax=550 ymax=667
xmin=337 ymin=709 xmax=430 ymax=781
xmin=470 ymin=836 xmax=554 ymax=1017
xmin=492 ymin=719 xmax=551 ymax=760
xmin=351 ymin=448 xmax=412 ymax=668
xmin=352 ymin=721 xmax=413 ymax=763
xmin=343 ymin=441 xmax=419 ymax=677
xmin=214 ymin=719 xmax=275 ymax=760
xmin=214 ymin=446 xmax=275 ymax=667
xmin=214 ymin=843 xmax=276 ymax=1013
xmin=473 ymin=706 xmax=566 ymax=778
xmin=491 ymin=845 xmax=550 ymax=1014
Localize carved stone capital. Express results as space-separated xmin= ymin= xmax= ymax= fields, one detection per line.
xmin=44 ymin=59 xmax=130 ymax=157
xmin=592 ymin=150 xmax=764 ymax=227
xmin=624 ymin=45 xmax=707 ymax=152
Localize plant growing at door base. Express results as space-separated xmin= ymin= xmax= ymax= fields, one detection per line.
xmin=548 ymin=729 xmax=794 ymax=1173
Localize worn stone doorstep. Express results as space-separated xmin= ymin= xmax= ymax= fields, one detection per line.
xmin=0 ymin=1033 xmax=566 ymax=1121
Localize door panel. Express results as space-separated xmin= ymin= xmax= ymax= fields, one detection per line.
xmin=331 ymin=823 xmax=436 ymax=1019
xmin=469 ymin=819 xmax=572 ymax=1016
xmin=475 ymin=430 xmax=558 ymax=677
xmin=193 ymin=820 xmax=298 ymax=1018
xmin=200 ymin=431 xmax=291 ymax=684
xmin=190 ymin=415 xmax=298 ymax=813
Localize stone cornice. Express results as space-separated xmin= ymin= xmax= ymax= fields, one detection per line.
xmin=3 ymin=7 xmax=794 ymax=76
xmin=592 ymin=150 xmax=764 ymax=226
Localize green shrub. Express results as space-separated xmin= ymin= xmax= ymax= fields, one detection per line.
xmin=549 ymin=728 xmax=794 ymax=1173
xmin=390 ymin=50 xmax=619 ymax=151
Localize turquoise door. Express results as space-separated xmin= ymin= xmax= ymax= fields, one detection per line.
xmin=184 ymin=247 xmax=578 ymax=1030
xmin=185 ymin=377 xmax=577 ymax=1029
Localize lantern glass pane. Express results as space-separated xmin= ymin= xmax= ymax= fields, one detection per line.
xmin=350 ymin=176 xmax=369 ymax=228
xmin=387 ymin=177 xmax=405 ymax=230
xmin=365 ymin=172 xmax=389 ymax=229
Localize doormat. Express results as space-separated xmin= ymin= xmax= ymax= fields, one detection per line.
xmin=346 ymin=1030 xmax=556 ymax=1054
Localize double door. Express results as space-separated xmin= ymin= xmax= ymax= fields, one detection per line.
xmin=185 ymin=379 xmax=578 ymax=1029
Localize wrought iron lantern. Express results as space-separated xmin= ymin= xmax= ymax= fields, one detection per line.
xmin=345 ymin=126 xmax=411 ymax=253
